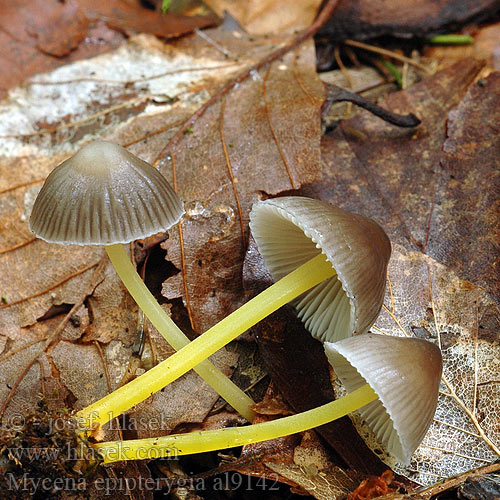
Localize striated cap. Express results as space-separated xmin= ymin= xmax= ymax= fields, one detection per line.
xmin=249 ymin=196 xmax=391 ymax=342
xmin=29 ymin=141 xmax=184 ymax=245
xmin=324 ymin=333 xmax=442 ymax=464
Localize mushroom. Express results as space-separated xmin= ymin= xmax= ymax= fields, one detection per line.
xmin=249 ymin=196 xmax=391 ymax=342
xmin=77 ymin=196 xmax=389 ymax=430
xmin=323 ymin=333 xmax=443 ymax=464
xmin=93 ymin=333 xmax=443 ymax=463
xmin=29 ymin=140 xmax=255 ymax=421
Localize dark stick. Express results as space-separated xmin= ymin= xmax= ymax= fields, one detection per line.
xmin=322 ymin=83 xmax=421 ymax=127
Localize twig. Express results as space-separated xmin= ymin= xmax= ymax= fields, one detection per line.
xmin=322 ymin=84 xmax=420 ymax=127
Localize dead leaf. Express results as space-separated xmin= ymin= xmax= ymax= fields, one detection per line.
xmin=424 ymin=21 xmax=500 ymax=71
xmin=306 ymin=58 xmax=492 ymax=297
xmin=161 ymin=28 xmax=324 ymax=333
xmin=267 ymin=431 xmax=362 ymax=500
xmin=0 ymin=28 xmax=281 ymax=450
xmin=0 ymin=0 xmax=124 ymax=99
xmin=204 ymin=0 xmax=323 ymax=34
xmin=79 ymin=0 xmax=219 ymax=38
xmin=319 ymin=0 xmax=500 ymax=40
xmin=431 ymin=71 xmax=500 ymax=302
xmin=0 ymin=0 xmax=219 ymax=101
xmin=373 ymin=247 xmax=500 ymax=485
xmin=301 ymin=60 xmax=500 ymax=484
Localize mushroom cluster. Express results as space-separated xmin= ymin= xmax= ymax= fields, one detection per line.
xmin=81 ymin=195 xmax=440 ymax=466
xmin=30 ymin=148 xmax=442 ymax=467
xmin=94 ymin=332 xmax=442 ymax=464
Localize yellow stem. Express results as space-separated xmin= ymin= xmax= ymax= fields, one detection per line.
xmin=78 ymin=253 xmax=335 ymax=429
xmin=95 ymin=384 xmax=376 ymax=462
xmin=104 ymin=244 xmax=255 ymax=421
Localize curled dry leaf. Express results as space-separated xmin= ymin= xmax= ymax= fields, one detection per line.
xmin=319 ymin=0 xmax=500 ymax=40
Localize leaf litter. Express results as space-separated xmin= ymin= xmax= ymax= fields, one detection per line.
xmin=0 ymin=18 xmax=330 ymax=490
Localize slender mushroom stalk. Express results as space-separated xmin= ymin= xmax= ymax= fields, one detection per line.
xmin=29 ymin=140 xmax=255 ymax=421
xmin=93 ymin=334 xmax=443 ymax=464
xmin=76 ymin=196 xmax=390 ymax=429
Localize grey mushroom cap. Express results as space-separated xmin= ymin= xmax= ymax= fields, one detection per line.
xmin=29 ymin=141 xmax=185 ymax=245
xmin=324 ymin=333 xmax=443 ymax=464
xmin=249 ymin=196 xmax=391 ymax=342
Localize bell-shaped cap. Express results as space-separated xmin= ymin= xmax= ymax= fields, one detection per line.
xmin=29 ymin=141 xmax=184 ymax=245
xmin=324 ymin=333 xmax=442 ymax=464
xmin=249 ymin=196 xmax=391 ymax=342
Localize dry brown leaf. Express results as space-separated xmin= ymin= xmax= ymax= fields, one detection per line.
xmin=0 ymin=28 xmax=274 ymax=436
xmin=0 ymin=0 xmax=125 ymax=99
xmin=302 ymin=61 xmax=500 ymax=484
xmin=319 ymin=0 xmax=500 ymax=40
xmin=79 ymin=0 xmax=219 ymax=37
xmin=0 ymin=0 xmax=219 ymax=100
xmin=161 ymin=29 xmax=324 ymax=333
xmin=266 ymin=432 xmax=362 ymax=500
xmin=204 ymin=0 xmax=323 ymax=34
xmin=370 ymin=246 xmax=500 ymax=485
xmin=424 ymin=21 xmax=500 ymax=71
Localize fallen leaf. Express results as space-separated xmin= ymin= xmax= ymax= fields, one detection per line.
xmin=161 ymin=29 xmax=324 ymax=333
xmin=0 ymin=0 xmax=219 ymax=101
xmin=80 ymin=0 xmax=219 ymax=38
xmin=267 ymin=432 xmax=362 ymax=500
xmin=319 ymin=0 xmax=500 ymax=40
xmin=204 ymin=0 xmax=323 ymax=34
xmin=424 ymin=21 xmax=500 ymax=72
xmin=0 ymin=0 xmax=125 ymax=99
xmin=301 ymin=61 xmax=500 ymax=484
xmin=0 ymin=30 xmax=258 ymax=441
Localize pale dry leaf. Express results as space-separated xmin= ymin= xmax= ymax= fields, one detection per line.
xmin=204 ymin=0 xmax=323 ymax=34
xmin=267 ymin=432 xmax=360 ymax=500
xmin=343 ymin=244 xmax=500 ymax=486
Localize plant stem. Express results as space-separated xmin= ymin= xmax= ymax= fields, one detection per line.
xmin=78 ymin=252 xmax=335 ymax=429
xmin=95 ymin=384 xmax=377 ymax=462
xmin=104 ymin=244 xmax=256 ymax=421
xmin=428 ymin=34 xmax=474 ymax=45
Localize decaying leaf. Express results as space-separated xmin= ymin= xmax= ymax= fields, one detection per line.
xmin=0 ymin=2 xmax=499 ymax=496
xmin=0 ymin=0 xmax=124 ymax=99
xmin=303 ymin=61 xmax=500 ymax=484
xmin=0 ymin=0 xmax=219 ymax=100
xmin=161 ymin=29 xmax=324 ymax=332
xmin=319 ymin=0 xmax=500 ymax=40
xmin=424 ymin=21 xmax=500 ymax=71
xmin=267 ymin=431 xmax=363 ymax=500
xmin=0 ymin=27 xmax=281 ymax=436
xmin=204 ymin=0 xmax=323 ymax=34
xmin=377 ymin=247 xmax=500 ymax=485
